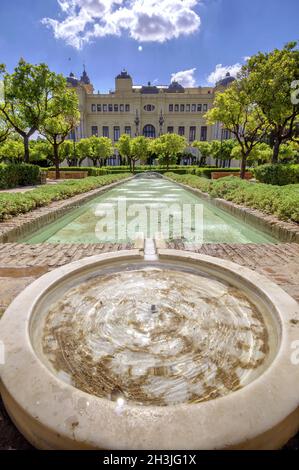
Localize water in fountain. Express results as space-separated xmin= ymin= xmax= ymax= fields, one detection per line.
xmin=41 ymin=265 xmax=272 ymax=406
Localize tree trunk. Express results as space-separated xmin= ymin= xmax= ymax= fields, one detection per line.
xmin=54 ymin=143 xmax=60 ymax=179
xmin=240 ymin=153 xmax=247 ymax=179
xmin=23 ymin=135 xmax=30 ymax=163
xmin=272 ymin=140 xmax=280 ymax=164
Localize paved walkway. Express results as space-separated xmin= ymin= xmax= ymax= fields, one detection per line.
xmin=0 ymin=241 xmax=298 ymax=449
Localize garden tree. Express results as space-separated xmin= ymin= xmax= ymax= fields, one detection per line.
xmin=0 ymin=59 xmax=73 ymax=163
xmin=40 ymin=87 xmax=80 ymax=179
xmin=209 ymin=139 xmax=236 ymax=168
xmin=209 ymin=140 xmax=222 ymax=167
xmin=131 ymin=136 xmax=150 ymax=172
xmin=117 ymin=134 xmax=133 ymax=170
xmin=150 ymin=133 xmax=186 ymax=170
xmin=206 ymin=80 xmax=270 ymax=178
xmin=77 ymin=137 xmax=93 ymax=166
xmin=0 ymin=138 xmax=24 ymax=163
xmin=231 ymin=142 xmax=272 ymax=166
xmin=90 ymin=136 xmax=114 ymax=166
xmin=242 ymin=42 xmax=299 ymax=163
xmin=60 ymin=139 xmax=79 ymax=166
xmin=278 ymin=142 xmax=299 ymax=163
xmin=29 ymin=139 xmax=53 ymax=165
xmin=192 ymin=141 xmax=211 ymax=166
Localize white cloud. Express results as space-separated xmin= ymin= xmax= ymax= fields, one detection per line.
xmin=42 ymin=0 xmax=201 ymax=49
xmin=171 ymin=68 xmax=197 ymax=87
xmin=207 ymin=63 xmax=242 ymax=85
xmin=138 ymin=45 xmax=143 ymax=51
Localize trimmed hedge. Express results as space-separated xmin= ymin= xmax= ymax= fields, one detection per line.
xmin=0 ymin=173 xmax=130 ymax=221
xmin=165 ymin=173 xmax=299 ymax=223
xmin=46 ymin=166 xmax=111 ymax=176
xmin=46 ymin=165 xmax=198 ymax=174
xmin=254 ymin=164 xmax=299 ymax=186
xmin=186 ymin=167 xmax=242 ymax=178
xmin=0 ymin=163 xmax=41 ymax=189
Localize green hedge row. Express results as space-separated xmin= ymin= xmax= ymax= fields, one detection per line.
xmin=165 ymin=173 xmax=299 ymax=223
xmin=46 ymin=166 xmax=110 ymax=176
xmin=254 ymin=164 xmax=299 ymax=186
xmin=0 ymin=173 xmax=130 ymax=221
xmin=186 ymin=167 xmax=242 ymax=178
xmin=0 ymin=163 xmax=41 ymax=189
xmin=45 ymin=166 xmax=196 ymax=176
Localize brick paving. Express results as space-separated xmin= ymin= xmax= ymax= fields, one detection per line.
xmin=0 ymin=241 xmax=298 ymax=449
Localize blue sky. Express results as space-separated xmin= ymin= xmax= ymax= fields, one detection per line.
xmin=0 ymin=0 xmax=298 ymax=92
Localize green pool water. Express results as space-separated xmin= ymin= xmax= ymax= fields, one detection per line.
xmin=20 ymin=177 xmax=277 ymax=244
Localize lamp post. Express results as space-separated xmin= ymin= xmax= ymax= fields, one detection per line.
xmin=134 ymin=110 xmax=140 ymax=137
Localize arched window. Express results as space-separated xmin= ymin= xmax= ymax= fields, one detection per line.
xmin=143 ymin=124 xmax=156 ymax=138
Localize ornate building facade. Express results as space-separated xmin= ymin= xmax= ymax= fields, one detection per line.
xmin=67 ymin=69 xmax=235 ymax=151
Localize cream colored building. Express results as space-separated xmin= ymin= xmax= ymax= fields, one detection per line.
xmin=67 ymin=69 xmax=235 ymax=164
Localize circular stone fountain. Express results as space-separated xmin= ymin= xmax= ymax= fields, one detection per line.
xmin=1 ymin=249 xmax=299 ymax=449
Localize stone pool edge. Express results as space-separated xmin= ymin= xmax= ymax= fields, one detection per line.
xmin=0 ymin=177 xmax=134 ymax=244
xmin=163 ymin=176 xmax=299 ymax=244
xmin=1 ymin=250 xmax=299 ymax=449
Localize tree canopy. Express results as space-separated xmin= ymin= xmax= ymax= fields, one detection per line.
xmin=206 ymin=79 xmax=270 ymax=177
xmin=0 ymin=59 xmax=71 ymax=162
xmin=241 ymin=42 xmax=299 ymax=163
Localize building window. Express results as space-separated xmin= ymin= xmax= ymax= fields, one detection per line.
xmin=197 ymin=104 xmax=202 ymax=112
xmin=97 ymin=104 xmax=102 ymax=112
xmin=191 ymin=104 xmax=196 ymax=112
xmin=103 ymin=126 xmax=109 ymax=137
xmin=91 ymin=104 xmax=96 ymax=112
xmin=114 ymin=104 xmax=119 ymax=112
xmin=169 ymin=104 xmax=173 ymax=112
xmin=178 ymin=126 xmax=185 ymax=136
xmin=203 ymin=104 xmax=208 ymax=112
xmin=103 ymin=104 xmax=107 ymax=112
xmin=114 ymin=126 xmax=120 ymax=142
xmin=186 ymin=104 xmax=190 ymax=112
xmin=143 ymin=124 xmax=156 ymax=138
xmin=200 ymin=126 xmax=207 ymax=141
xmin=125 ymin=126 xmax=131 ymax=136
xmin=144 ymin=104 xmax=155 ymax=111
xmin=125 ymin=104 xmax=130 ymax=112
xmin=120 ymin=104 xmax=124 ymax=112
xmin=91 ymin=126 xmax=98 ymax=136
xmin=174 ymin=104 xmax=179 ymax=112
xmin=108 ymin=104 xmax=113 ymax=112
xmin=167 ymin=126 xmax=174 ymax=134
xmin=180 ymin=104 xmax=185 ymax=112
xmin=222 ymin=129 xmax=230 ymax=140
xmin=189 ymin=126 xmax=196 ymax=142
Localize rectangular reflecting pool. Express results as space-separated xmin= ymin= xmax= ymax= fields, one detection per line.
xmin=20 ymin=177 xmax=277 ymax=244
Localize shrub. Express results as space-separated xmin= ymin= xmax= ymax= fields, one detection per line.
xmin=0 ymin=163 xmax=41 ymax=189
xmin=254 ymin=164 xmax=299 ymax=185
xmin=165 ymin=173 xmax=299 ymax=223
xmin=0 ymin=173 xmax=130 ymax=221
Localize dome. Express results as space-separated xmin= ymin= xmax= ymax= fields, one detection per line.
xmin=116 ymin=69 xmax=132 ymax=80
xmin=67 ymin=72 xmax=79 ymax=87
xmin=216 ymin=72 xmax=236 ymax=87
xmin=141 ymin=81 xmax=159 ymax=94
xmin=166 ymin=81 xmax=185 ymax=93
